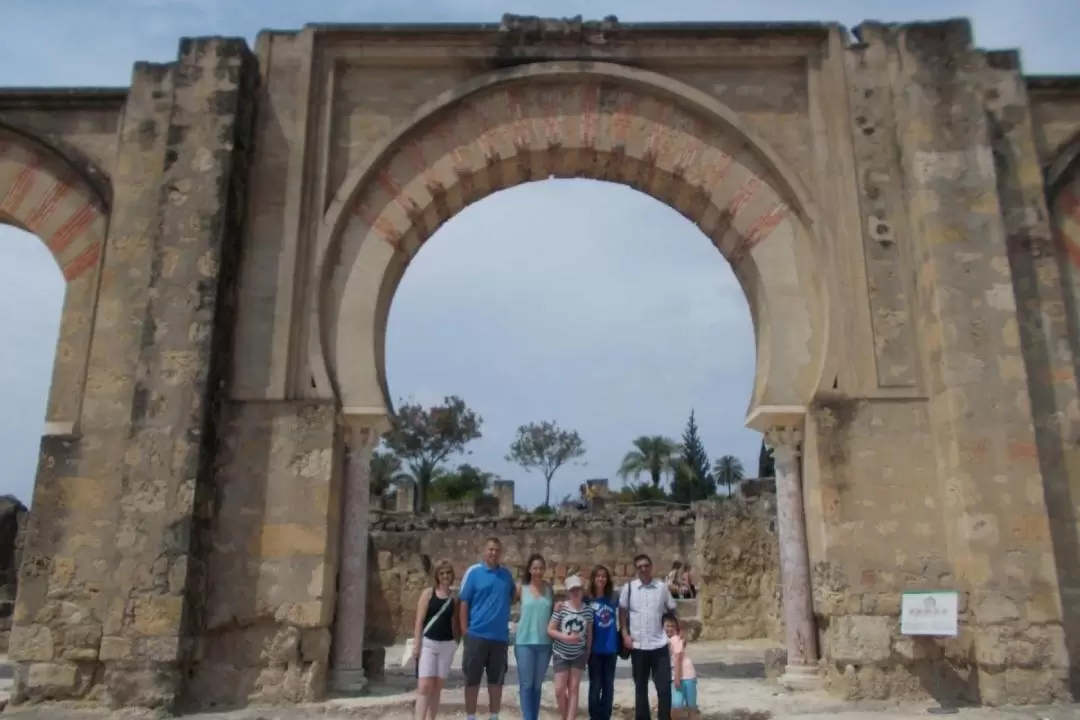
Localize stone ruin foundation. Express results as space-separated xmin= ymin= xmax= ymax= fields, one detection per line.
xmin=0 ymin=13 xmax=1077 ymax=713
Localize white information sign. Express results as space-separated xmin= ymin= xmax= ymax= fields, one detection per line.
xmin=900 ymin=591 xmax=958 ymax=637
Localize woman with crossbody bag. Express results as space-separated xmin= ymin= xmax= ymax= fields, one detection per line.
xmin=413 ymin=559 xmax=461 ymax=720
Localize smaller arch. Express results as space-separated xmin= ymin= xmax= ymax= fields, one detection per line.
xmin=0 ymin=119 xmax=113 ymax=209
xmin=312 ymin=61 xmax=833 ymax=424
xmin=0 ymin=126 xmax=110 ymax=433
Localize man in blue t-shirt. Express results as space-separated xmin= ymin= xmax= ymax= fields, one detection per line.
xmin=459 ymin=536 xmax=515 ymax=720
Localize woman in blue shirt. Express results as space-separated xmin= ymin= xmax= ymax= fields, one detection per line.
xmin=587 ymin=565 xmax=619 ymax=720
xmin=514 ymin=554 xmax=553 ymax=720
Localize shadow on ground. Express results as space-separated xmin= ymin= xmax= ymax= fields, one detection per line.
xmin=367 ymin=660 xmax=765 ymax=697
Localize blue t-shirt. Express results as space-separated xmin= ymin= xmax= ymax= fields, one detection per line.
xmin=589 ymin=596 xmax=619 ymax=655
xmin=460 ymin=563 xmax=515 ymax=642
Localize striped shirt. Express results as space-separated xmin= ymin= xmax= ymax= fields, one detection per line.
xmin=550 ymin=603 xmax=594 ymax=659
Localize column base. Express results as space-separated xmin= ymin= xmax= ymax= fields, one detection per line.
xmin=779 ymin=664 xmax=822 ymax=692
xmin=329 ymin=667 xmax=368 ymax=695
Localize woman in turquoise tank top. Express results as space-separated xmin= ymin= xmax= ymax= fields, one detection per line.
xmin=514 ymin=554 xmax=553 ymax=720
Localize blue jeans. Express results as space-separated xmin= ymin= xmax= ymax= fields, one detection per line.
xmin=672 ymin=678 xmax=698 ymax=710
xmin=588 ymin=652 xmax=618 ymax=720
xmin=515 ymin=644 xmax=552 ymax=720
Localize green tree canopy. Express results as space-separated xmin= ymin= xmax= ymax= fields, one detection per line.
xmin=758 ymin=439 xmax=775 ymax=478
xmin=506 ymin=420 xmax=586 ymax=508
xmin=714 ymin=454 xmax=745 ymax=496
xmin=617 ymin=435 xmax=680 ymax=488
xmin=369 ymin=450 xmax=410 ymax=498
xmin=616 ymin=482 xmax=669 ymax=503
xmin=428 ymin=463 xmax=494 ymax=503
xmin=383 ymin=395 xmax=482 ymax=511
xmin=671 ymin=410 xmax=715 ymax=503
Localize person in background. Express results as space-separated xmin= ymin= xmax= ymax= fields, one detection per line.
xmin=412 ymin=559 xmax=461 ymax=720
xmin=548 ymin=575 xmax=594 ymax=720
xmin=515 ymin=554 xmax=554 ymax=720
xmin=665 ymin=561 xmax=683 ymax=599
xmin=460 ymin=537 xmax=516 ymax=720
xmin=620 ymin=553 xmax=677 ymax=720
xmin=663 ymin=613 xmax=697 ymax=715
xmin=677 ymin=566 xmax=697 ymax=600
xmin=586 ymin=565 xmax=619 ymax=720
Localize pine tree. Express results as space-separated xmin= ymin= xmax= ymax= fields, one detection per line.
xmin=671 ymin=410 xmax=715 ymax=502
xmin=758 ymin=439 xmax=775 ymax=478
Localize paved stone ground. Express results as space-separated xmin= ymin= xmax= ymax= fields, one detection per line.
xmin=0 ymin=643 xmax=1076 ymax=719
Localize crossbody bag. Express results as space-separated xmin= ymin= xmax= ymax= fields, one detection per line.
xmin=400 ymin=591 xmax=455 ymax=668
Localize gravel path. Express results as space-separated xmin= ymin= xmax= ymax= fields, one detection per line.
xmin=0 ymin=642 xmax=1076 ymax=720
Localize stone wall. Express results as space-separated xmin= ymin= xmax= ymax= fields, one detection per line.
xmin=368 ymin=499 xmax=780 ymax=646
xmin=186 ymin=401 xmax=339 ymax=710
xmin=695 ymin=497 xmax=782 ymax=642
xmin=6 ymin=38 xmax=258 ymax=710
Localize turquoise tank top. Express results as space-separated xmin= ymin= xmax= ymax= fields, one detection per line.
xmin=516 ymin=584 xmax=554 ymax=645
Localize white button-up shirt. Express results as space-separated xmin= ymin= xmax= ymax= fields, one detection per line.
xmin=619 ymin=578 xmax=677 ymax=651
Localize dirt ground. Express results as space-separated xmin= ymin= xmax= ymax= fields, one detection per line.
xmin=0 ymin=641 xmax=1076 ymax=720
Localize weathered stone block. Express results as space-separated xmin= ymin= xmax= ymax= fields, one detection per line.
xmin=104 ymin=663 xmax=178 ymax=709
xmin=8 ymin=624 xmax=54 ymax=662
xmin=98 ymin=636 xmax=131 ymax=662
xmin=263 ymin=625 xmax=300 ymax=665
xmin=131 ymin=595 xmax=184 ymax=636
xmin=825 ymin=615 xmax=892 ymax=664
xmin=301 ymin=627 xmax=332 ymax=663
xmin=26 ymin=662 xmax=78 ymax=692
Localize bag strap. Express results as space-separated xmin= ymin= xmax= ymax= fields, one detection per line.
xmin=422 ymin=591 xmax=454 ymax=636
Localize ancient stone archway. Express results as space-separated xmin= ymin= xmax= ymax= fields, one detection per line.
xmin=312 ymin=60 xmax=832 ymax=693
xmin=312 ymin=62 xmax=831 ymax=425
xmin=6 ymin=19 xmax=1080 ymax=713
xmin=0 ymin=125 xmax=108 ymax=435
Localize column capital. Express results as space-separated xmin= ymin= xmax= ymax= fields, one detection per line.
xmin=338 ymin=409 xmax=391 ymax=449
xmin=765 ymin=425 xmax=802 ymax=466
xmin=766 ymin=426 xmax=801 ymax=464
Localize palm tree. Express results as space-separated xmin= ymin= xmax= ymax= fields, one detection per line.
xmin=714 ymin=455 xmax=745 ymax=495
xmin=369 ymin=450 xmax=411 ymax=499
xmin=618 ymin=436 xmax=680 ymax=488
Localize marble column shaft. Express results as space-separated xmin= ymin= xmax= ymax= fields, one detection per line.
xmin=330 ymin=421 xmax=379 ymax=692
xmin=768 ymin=426 xmax=819 ymax=668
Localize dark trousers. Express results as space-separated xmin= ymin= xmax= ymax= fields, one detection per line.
xmin=588 ymin=652 xmax=618 ymax=720
xmin=630 ymin=647 xmax=672 ymax=720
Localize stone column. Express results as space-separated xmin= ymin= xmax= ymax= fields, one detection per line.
xmin=395 ymin=481 xmax=416 ymax=513
xmin=330 ymin=417 xmax=382 ymax=694
xmin=766 ymin=425 xmax=821 ymax=691
xmin=493 ymin=480 xmax=515 ymax=517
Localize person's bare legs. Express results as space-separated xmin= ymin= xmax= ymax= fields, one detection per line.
xmin=415 ymin=678 xmax=436 ymax=720
xmin=566 ymin=667 xmax=584 ymax=720
xmin=465 ymin=685 xmax=480 ymax=716
xmin=426 ymin=677 xmax=445 ymax=720
xmin=554 ymin=671 xmax=569 ymax=719
xmin=488 ymin=682 xmax=504 ymax=715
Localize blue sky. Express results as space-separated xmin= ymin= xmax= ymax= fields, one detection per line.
xmin=0 ymin=0 xmax=1077 ymax=509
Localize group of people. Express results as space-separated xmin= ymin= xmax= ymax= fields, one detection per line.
xmin=410 ymin=536 xmax=697 ymax=720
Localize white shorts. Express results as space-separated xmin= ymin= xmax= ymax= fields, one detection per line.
xmin=418 ymin=638 xmax=457 ymax=679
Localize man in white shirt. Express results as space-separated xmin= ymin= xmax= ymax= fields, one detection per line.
xmin=618 ymin=553 xmax=677 ymax=720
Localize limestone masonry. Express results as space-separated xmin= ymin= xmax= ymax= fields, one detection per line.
xmin=1 ymin=13 xmax=1079 ymax=714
